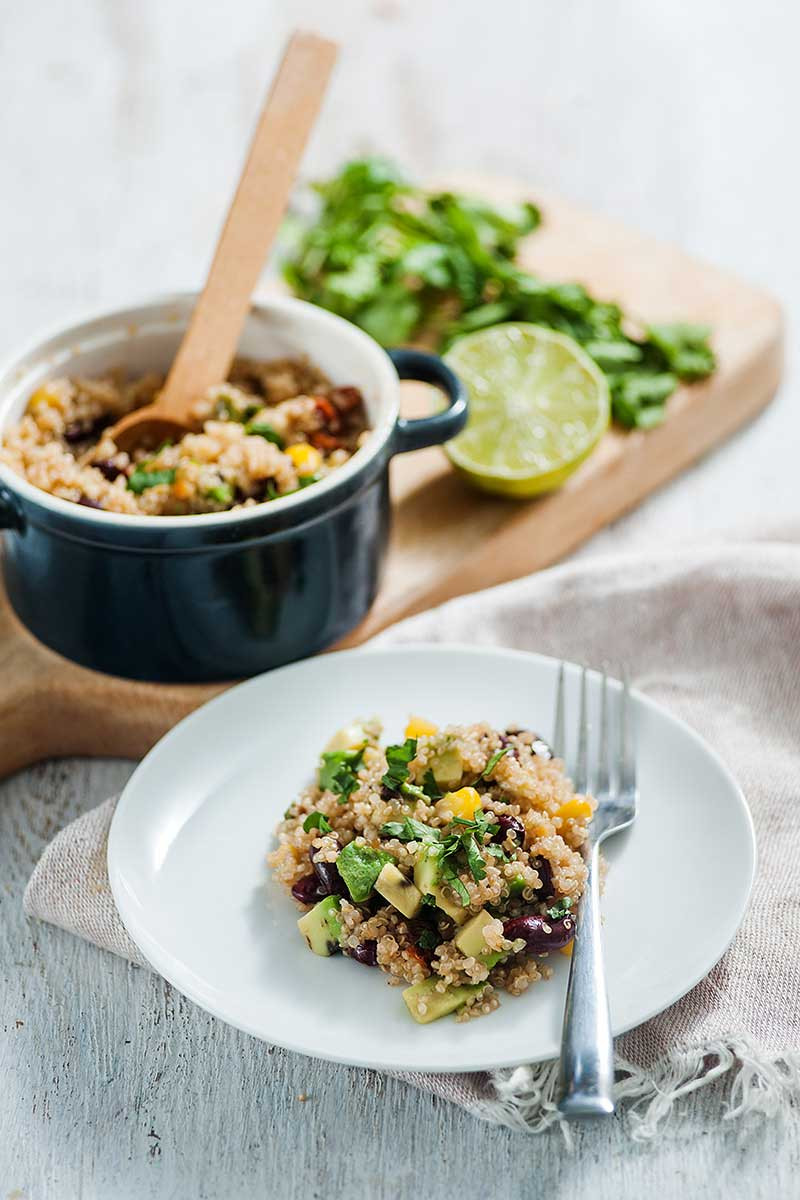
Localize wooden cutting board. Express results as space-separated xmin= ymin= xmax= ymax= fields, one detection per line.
xmin=0 ymin=176 xmax=783 ymax=779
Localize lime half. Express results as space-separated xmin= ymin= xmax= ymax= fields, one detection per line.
xmin=443 ymin=324 xmax=610 ymax=497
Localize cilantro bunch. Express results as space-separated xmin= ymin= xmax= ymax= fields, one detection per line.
xmin=283 ymin=157 xmax=715 ymax=429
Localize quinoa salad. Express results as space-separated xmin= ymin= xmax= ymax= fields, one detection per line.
xmin=269 ymin=717 xmax=593 ymax=1024
xmin=0 ymin=356 xmax=369 ymax=515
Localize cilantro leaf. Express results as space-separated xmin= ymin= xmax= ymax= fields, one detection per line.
xmin=127 ymin=466 xmax=176 ymax=494
xmin=482 ymin=746 xmax=511 ymax=778
xmin=546 ymin=897 xmax=574 ymax=920
xmin=461 ymin=832 xmax=487 ymax=882
xmin=245 ymin=421 xmax=285 ymax=448
xmin=379 ymin=817 xmax=440 ymax=843
xmin=422 ymin=770 xmax=443 ymax=801
xmin=336 ymin=842 xmax=392 ymax=903
xmin=319 ymin=747 xmax=364 ymax=803
xmin=283 ymin=158 xmax=715 ymax=432
xmin=303 ymin=811 xmax=332 ymax=834
xmin=417 ymin=929 xmax=440 ymax=951
xmin=381 ymin=738 xmax=418 ymax=792
xmin=441 ymin=860 xmax=471 ymax=907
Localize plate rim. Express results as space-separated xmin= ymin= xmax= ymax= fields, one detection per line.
xmin=108 ymin=642 xmax=757 ymax=1073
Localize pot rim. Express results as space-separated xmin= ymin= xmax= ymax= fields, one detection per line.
xmin=0 ymin=291 xmax=399 ymax=532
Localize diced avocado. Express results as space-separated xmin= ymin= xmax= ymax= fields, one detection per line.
xmin=454 ymin=910 xmax=496 ymax=958
xmin=430 ymin=747 xmax=463 ymax=789
xmin=454 ymin=909 xmax=506 ymax=969
xmin=375 ymin=863 xmax=422 ymax=918
xmin=324 ymin=722 xmax=368 ymax=754
xmin=413 ymin=846 xmax=469 ymax=925
xmin=414 ymin=844 xmax=442 ymax=893
xmin=403 ymin=977 xmax=487 ymax=1024
xmin=297 ymin=895 xmax=343 ymax=957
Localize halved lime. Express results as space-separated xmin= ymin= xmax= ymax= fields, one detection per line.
xmin=443 ymin=324 xmax=610 ymax=497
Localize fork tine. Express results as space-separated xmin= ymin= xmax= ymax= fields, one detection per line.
xmin=552 ymin=661 xmax=565 ymax=759
xmin=619 ymin=667 xmax=635 ymax=793
xmin=574 ymin=666 xmax=589 ymax=793
xmin=595 ymin=669 xmax=610 ymax=796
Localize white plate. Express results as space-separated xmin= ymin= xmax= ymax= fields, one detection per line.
xmin=108 ymin=646 xmax=755 ymax=1074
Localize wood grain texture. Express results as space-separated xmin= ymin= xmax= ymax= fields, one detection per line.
xmin=0 ymin=180 xmax=782 ymax=779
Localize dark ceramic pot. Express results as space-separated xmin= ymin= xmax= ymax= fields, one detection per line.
xmin=0 ymin=295 xmax=467 ymax=682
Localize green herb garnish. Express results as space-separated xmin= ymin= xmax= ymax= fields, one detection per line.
xmin=245 ymin=421 xmax=285 ymax=448
xmin=336 ymin=842 xmax=392 ymax=903
xmin=482 ymin=746 xmax=511 ymax=778
xmin=319 ymin=747 xmax=364 ymax=803
xmin=461 ymin=831 xmax=487 ymax=883
xmin=441 ymin=859 xmax=471 ymax=907
xmin=298 ymin=473 xmax=322 ymax=488
xmin=127 ymin=466 xmax=176 ymax=494
xmin=381 ymin=738 xmax=422 ymax=799
xmin=421 ymin=769 xmax=443 ymax=801
xmin=284 ymin=158 xmax=716 ymax=429
xmin=379 ymin=817 xmax=441 ymax=843
xmin=417 ymin=929 xmax=440 ymax=951
xmin=302 ymin=811 xmax=332 ymax=834
xmin=546 ymin=897 xmax=574 ymax=920
xmin=204 ymin=482 xmax=233 ymax=506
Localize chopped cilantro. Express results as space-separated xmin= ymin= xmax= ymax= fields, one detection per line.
xmin=245 ymin=420 xmax=285 ymax=448
xmin=441 ymin=860 xmax=471 ymax=907
xmin=302 ymin=811 xmax=332 ymax=834
xmin=298 ymin=473 xmax=322 ymax=488
xmin=451 ymin=810 xmax=500 ymax=840
xmin=127 ymin=466 xmax=176 ymax=494
xmin=204 ymin=482 xmax=233 ymax=506
xmin=417 ymin=929 xmax=440 ymax=951
xmin=336 ymin=842 xmax=392 ymax=903
xmin=379 ymin=817 xmax=441 ymax=843
xmin=421 ymin=892 xmax=437 ymax=907
xmin=461 ymin=832 xmax=487 ymax=883
xmin=319 ymin=747 xmax=364 ymax=803
xmin=546 ymin=897 xmax=574 ymax=920
xmin=482 ymin=746 xmax=511 ymax=778
xmin=381 ymin=738 xmax=417 ymax=792
xmin=486 ymin=843 xmax=507 ymax=860
xmin=422 ymin=769 xmax=443 ymax=801
xmin=283 ymin=804 xmax=296 ymax=819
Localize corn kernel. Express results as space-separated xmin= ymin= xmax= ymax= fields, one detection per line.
xmin=555 ymin=798 xmax=593 ymax=822
xmin=435 ymin=786 xmax=482 ymax=822
xmin=559 ymin=942 xmax=574 ymax=957
xmin=405 ymin=716 xmax=439 ymax=739
xmin=286 ymin=443 xmax=322 ymax=473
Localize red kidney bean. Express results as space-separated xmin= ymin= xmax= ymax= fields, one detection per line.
xmin=492 ymin=814 xmax=526 ymax=846
xmin=291 ymin=873 xmax=326 ymax=905
xmin=533 ymin=856 xmax=554 ymax=898
xmin=312 ymin=858 xmax=348 ymax=898
xmin=347 ymin=939 xmax=378 ymax=966
xmin=92 ymin=458 xmax=123 ymax=482
xmin=78 ymin=496 xmax=104 ymax=509
xmin=503 ymin=912 xmax=575 ymax=954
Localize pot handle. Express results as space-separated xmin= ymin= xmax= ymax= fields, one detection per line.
xmin=387 ymin=348 xmax=468 ymax=455
xmin=0 ymin=484 xmax=24 ymax=532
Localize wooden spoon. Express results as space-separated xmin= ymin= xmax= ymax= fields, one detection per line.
xmin=109 ymin=30 xmax=339 ymax=453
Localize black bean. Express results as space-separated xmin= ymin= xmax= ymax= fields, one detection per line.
xmin=92 ymin=458 xmax=122 ymax=482
xmin=533 ymin=856 xmax=554 ymax=898
xmin=291 ymin=873 xmax=326 ymax=905
xmin=492 ymin=814 xmax=526 ymax=846
xmin=64 ymin=416 xmax=109 ymax=444
xmin=503 ymin=912 xmax=575 ymax=954
xmin=347 ymin=939 xmax=378 ymax=967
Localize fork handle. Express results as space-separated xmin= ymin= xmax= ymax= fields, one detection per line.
xmin=556 ymin=843 xmax=615 ymax=1118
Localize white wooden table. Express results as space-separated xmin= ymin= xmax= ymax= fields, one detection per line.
xmin=2 ymin=2 xmax=799 ymax=1195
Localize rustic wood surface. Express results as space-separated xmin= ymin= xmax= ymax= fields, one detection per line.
xmin=3 ymin=0 xmax=800 ymax=1196
xmin=0 ymin=180 xmax=782 ymax=779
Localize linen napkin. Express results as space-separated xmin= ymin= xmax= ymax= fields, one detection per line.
xmin=23 ymin=538 xmax=800 ymax=1137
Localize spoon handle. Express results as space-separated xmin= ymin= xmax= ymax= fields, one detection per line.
xmin=158 ymin=30 xmax=338 ymax=420
xmin=556 ymin=842 xmax=615 ymax=1118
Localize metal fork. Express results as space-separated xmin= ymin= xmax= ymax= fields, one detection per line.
xmin=552 ymin=663 xmax=638 ymax=1119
